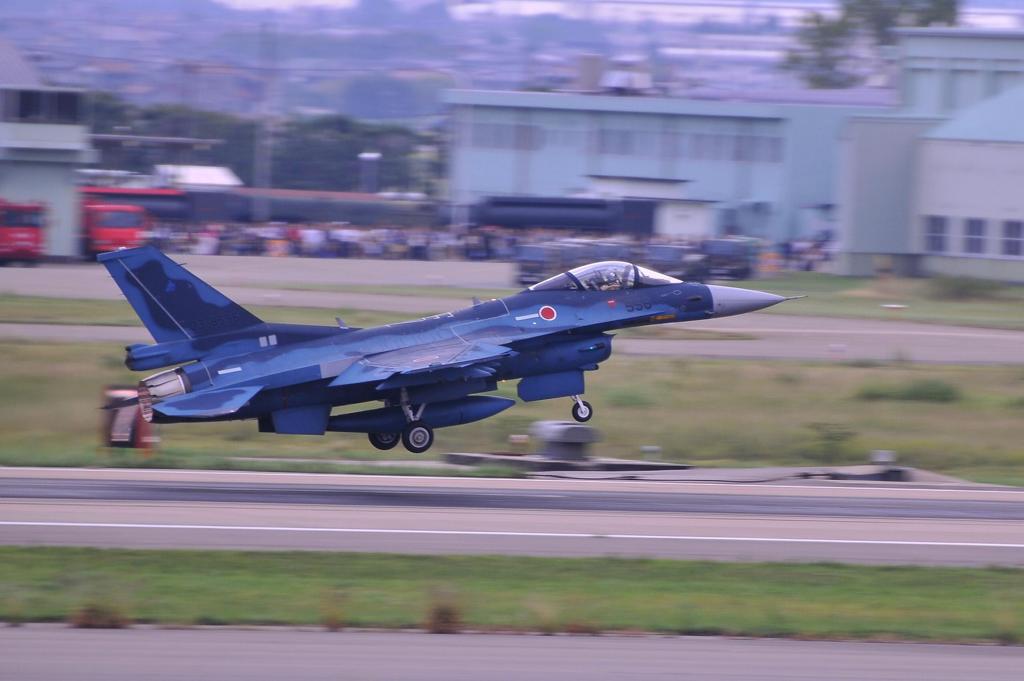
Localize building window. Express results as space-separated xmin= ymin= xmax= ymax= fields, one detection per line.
xmin=1003 ymin=220 xmax=1023 ymax=257
xmin=470 ymin=122 xmax=542 ymax=150
xmin=691 ymin=133 xmax=709 ymax=159
xmin=662 ymin=132 xmax=685 ymax=160
xmin=52 ymin=92 xmax=82 ymax=124
xmin=964 ymin=218 xmax=986 ymax=255
xmin=515 ymin=124 xmax=543 ymax=150
xmin=597 ymin=129 xmax=634 ymax=155
xmin=17 ymin=90 xmax=43 ymax=121
xmin=1 ymin=88 xmax=83 ymax=124
xmin=924 ymin=215 xmax=947 ymax=253
xmin=735 ymin=135 xmax=756 ymax=161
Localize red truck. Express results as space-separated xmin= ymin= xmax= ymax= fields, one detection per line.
xmin=0 ymin=199 xmax=46 ymax=265
xmin=80 ymin=200 xmax=150 ymax=258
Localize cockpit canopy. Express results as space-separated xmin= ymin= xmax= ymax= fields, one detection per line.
xmin=528 ymin=261 xmax=683 ymax=292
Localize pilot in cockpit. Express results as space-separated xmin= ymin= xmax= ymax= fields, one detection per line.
xmin=576 ymin=262 xmax=634 ymax=292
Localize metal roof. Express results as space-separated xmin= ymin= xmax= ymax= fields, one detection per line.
xmin=895 ymin=27 xmax=1024 ymax=40
xmin=154 ymin=165 xmax=242 ymax=188
xmin=924 ymin=84 xmax=1024 ymax=144
xmin=0 ymin=39 xmax=42 ymax=88
xmin=444 ymin=87 xmax=893 ymax=122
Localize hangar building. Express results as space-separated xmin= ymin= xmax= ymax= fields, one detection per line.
xmin=836 ymin=28 xmax=1024 ymax=281
xmin=445 ymin=88 xmax=886 ymax=243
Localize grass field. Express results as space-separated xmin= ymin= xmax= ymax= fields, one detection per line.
xmin=1 ymin=547 xmax=1021 ymax=642
xmin=1 ymin=340 xmax=1023 ymax=484
xmin=741 ymin=273 xmax=1024 ymax=330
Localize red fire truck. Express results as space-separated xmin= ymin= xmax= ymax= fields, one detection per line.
xmin=79 ymin=186 xmax=189 ymax=258
xmin=80 ymin=199 xmax=150 ymax=257
xmin=0 ymin=199 xmax=46 ymax=265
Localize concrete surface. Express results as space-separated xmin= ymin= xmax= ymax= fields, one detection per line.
xmin=2 ymin=469 xmax=1023 ymax=566
xmin=2 ymin=626 xmax=1022 ymax=681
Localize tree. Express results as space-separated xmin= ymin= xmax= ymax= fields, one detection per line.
xmin=784 ymin=0 xmax=959 ymax=88
xmin=783 ymin=13 xmax=861 ymax=89
xmin=84 ymin=93 xmax=433 ymax=192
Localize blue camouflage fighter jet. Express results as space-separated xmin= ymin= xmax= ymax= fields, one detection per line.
xmin=100 ymin=246 xmax=789 ymax=453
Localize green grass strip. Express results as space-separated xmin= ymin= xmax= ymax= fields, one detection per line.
xmin=1 ymin=547 xmax=1022 ymax=643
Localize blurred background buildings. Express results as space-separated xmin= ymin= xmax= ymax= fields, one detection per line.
xmin=0 ymin=0 xmax=1022 ymax=280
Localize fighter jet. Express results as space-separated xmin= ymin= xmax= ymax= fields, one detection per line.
xmin=100 ymin=246 xmax=788 ymax=453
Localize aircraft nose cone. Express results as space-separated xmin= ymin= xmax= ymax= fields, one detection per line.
xmin=706 ymin=284 xmax=786 ymax=317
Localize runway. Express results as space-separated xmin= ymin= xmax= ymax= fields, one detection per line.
xmin=3 ymin=469 xmax=1023 ymax=566
xmin=3 ymin=627 xmax=1021 ymax=681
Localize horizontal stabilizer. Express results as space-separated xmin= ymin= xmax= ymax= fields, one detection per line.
xmin=153 ymin=385 xmax=262 ymax=420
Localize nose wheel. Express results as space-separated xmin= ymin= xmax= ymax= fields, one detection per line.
xmin=402 ymin=421 xmax=434 ymax=454
xmin=570 ymin=396 xmax=593 ymax=423
xmin=368 ymin=431 xmax=400 ymax=450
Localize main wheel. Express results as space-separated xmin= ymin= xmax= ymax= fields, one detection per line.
xmin=571 ymin=400 xmax=593 ymax=423
xmin=368 ymin=431 xmax=400 ymax=451
xmin=401 ymin=421 xmax=434 ymax=454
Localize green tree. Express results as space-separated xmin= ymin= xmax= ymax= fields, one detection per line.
xmin=83 ymin=93 xmax=433 ymax=192
xmin=271 ymin=116 xmax=427 ymax=192
xmin=784 ymin=0 xmax=959 ymax=88
xmin=783 ymin=13 xmax=860 ymax=89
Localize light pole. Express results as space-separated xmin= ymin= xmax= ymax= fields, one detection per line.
xmin=358 ymin=151 xmax=381 ymax=194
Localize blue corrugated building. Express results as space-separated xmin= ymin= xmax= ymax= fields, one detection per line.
xmin=445 ymin=88 xmax=887 ymax=242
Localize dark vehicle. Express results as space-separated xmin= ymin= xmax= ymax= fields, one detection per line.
xmin=640 ymin=244 xmax=705 ymax=282
xmin=699 ymin=238 xmax=759 ymax=280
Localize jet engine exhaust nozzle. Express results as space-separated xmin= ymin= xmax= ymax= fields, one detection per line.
xmin=137 ymin=367 xmax=190 ymax=423
xmin=706 ymin=284 xmax=786 ymax=318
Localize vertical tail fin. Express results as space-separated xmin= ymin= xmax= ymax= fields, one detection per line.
xmin=98 ymin=246 xmax=262 ymax=342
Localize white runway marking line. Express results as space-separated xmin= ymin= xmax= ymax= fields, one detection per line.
xmin=3 ymin=521 xmax=1024 ymax=549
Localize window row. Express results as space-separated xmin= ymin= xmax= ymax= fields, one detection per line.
xmin=0 ymin=89 xmax=83 ymax=124
xmin=469 ymin=122 xmax=783 ymax=162
xmin=924 ymin=216 xmax=1023 ymax=257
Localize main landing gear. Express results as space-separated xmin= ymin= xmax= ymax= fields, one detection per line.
xmin=401 ymin=421 xmax=434 ymax=454
xmin=570 ymin=395 xmax=593 ymax=423
xmin=367 ymin=389 xmax=435 ymax=453
xmin=368 ymin=420 xmax=435 ymax=454
xmin=368 ymin=431 xmax=400 ymax=450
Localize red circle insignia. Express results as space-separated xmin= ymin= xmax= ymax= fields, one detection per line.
xmin=539 ymin=305 xmax=557 ymax=321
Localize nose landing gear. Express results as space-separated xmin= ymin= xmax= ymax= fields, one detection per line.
xmin=570 ymin=395 xmax=593 ymax=423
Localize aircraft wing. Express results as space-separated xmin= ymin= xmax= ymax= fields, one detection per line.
xmin=152 ymin=385 xmax=263 ymax=420
xmin=328 ymin=340 xmax=515 ymax=389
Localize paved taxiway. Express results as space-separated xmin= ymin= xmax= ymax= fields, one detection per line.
xmin=3 ymin=469 xmax=1023 ymax=566
xmin=4 ymin=627 xmax=1022 ymax=681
